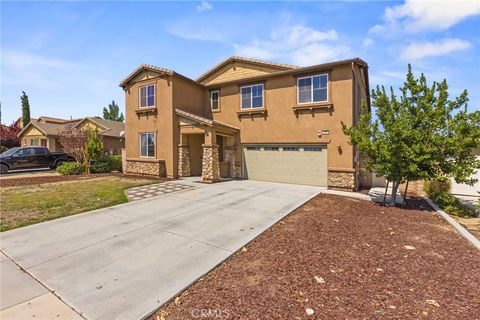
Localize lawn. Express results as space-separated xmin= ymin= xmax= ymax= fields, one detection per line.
xmin=0 ymin=176 xmax=160 ymax=231
xmin=155 ymin=195 xmax=480 ymax=319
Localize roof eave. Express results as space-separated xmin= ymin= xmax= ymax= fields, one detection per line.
xmin=204 ymin=57 xmax=369 ymax=88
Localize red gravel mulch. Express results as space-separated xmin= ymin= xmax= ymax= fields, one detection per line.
xmin=154 ymin=195 xmax=480 ymax=320
xmin=0 ymin=173 xmax=165 ymax=187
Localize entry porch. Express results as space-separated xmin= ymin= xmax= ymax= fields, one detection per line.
xmin=176 ymin=109 xmax=241 ymax=183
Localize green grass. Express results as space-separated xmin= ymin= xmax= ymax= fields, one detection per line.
xmin=0 ymin=176 xmax=159 ymax=232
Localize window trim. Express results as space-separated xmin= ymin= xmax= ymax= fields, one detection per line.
xmin=240 ymin=83 xmax=264 ymax=110
xmin=297 ymin=73 xmax=329 ymax=105
xmin=138 ymin=84 xmax=156 ymax=108
xmin=139 ymin=132 xmax=156 ymax=158
xmin=29 ymin=138 xmax=39 ymax=146
xmin=210 ymin=90 xmax=220 ymax=111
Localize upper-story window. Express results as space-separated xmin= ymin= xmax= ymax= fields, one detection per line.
xmin=240 ymin=84 xmax=263 ymax=109
xmin=210 ymin=91 xmax=219 ymax=111
xmin=139 ymin=84 xmax=155 ymax=108
xmin=297 ymin=74 xmax=328 ymax=104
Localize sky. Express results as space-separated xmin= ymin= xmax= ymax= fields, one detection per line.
xmin=1 ymin=0 xmax=479 ymax=124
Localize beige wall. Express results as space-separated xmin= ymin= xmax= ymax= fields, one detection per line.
xmin=123 ymin=62 xmax=367 ymax=179
xmin=124 ymin=74 xmax=176 ymax=177
xmin=102 ymin=136 xmax=125 ymax=155
xmin=208 ymin=64 xmax=355 ymax=170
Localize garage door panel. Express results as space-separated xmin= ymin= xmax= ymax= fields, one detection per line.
xmin=244 ymin=145 xmax=327 ymax=187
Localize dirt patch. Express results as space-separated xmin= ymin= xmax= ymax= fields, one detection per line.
xmin=0 ymin=172 xmax=165 ymax=188
xmin=154 ymin=195 xmax=480 ymax=320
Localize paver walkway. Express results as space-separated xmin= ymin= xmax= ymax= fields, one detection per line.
xmin=125 ymin=182 xmax=193 ymax=201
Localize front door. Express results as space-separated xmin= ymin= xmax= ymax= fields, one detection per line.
xmin=188 ymin=134 xmax=205 ymax=176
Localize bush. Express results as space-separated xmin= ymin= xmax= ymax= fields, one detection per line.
xmin=90 ymin=160 xmax=112 ymax=174
xmin=424 ymin=179 xmax=451 ymax=196
xmin=57 ymin=162 xmax=84 ymax=175
xmin=108 ymin=155 xmax=122 ymax=172
xmin=430 ymin=190 xmax=474 ymax=218
xmin=89 ymin=155 xmax=122 ymax=173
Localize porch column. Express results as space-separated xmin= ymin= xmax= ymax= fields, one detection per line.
xmin=224 ymin=136 xmax=237 ymax=178
xmin=202 ymin=128 xmax=220 ymax=183
xmin=178 ymin=134 xmax=191 ymax=177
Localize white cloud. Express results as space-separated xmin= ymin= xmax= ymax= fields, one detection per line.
xmin=233 ymin=25 xmax=350 ymax=66
xmin=362 ymin=38 xmax=374 ymax=48
xmin=401 ymin=38 xmax=472 ymax=60
xmin=1 ymin=49 xmax=84 ymax=88
xmin=196 ymin=1 xmax=212 ymax=13
xmin=371 ymin=0 xmax=480 ymax=34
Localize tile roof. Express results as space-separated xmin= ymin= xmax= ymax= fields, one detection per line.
xmin=119 ymin=64 xmax=174 ymax=87
xmin=175 ymin=108 xmax=239 ymax=131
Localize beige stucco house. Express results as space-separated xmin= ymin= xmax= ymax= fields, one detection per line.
xmin=18 ymin=117 xmax=125 ymax=155
xmin=120 ymin=56 xmax=370 ymax=190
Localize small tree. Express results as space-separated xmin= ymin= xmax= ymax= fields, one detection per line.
xmin=57 ymin=126 xmax=88 ymax=163
xmin=0 ymin=122 xmax=21 ymax=149
xmin=343 ymin=65 xmax=480 ymax=206
xmin=84 ymin=128 xmax=103 ymax=174
xmin=103 ymin=100 xmax=124 ymax=122
xmin=21 ymin=91 xmax=31 ymax=127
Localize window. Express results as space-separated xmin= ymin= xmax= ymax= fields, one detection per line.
xmin=283 ymin=146 xmax=300 ymax=151
xmin=297 ymin=74 xmax=328 ymax=104
xmin=140 ymin=133 xmax=155 ymax=157
xmin=210 ymin=91 xmax=219 ymax=110
xmin=34 ymin=147 xmax=47 ymax=155
xmin=241 ymin=84 xmax=263 ymax=109
xmin=264 ymin=146 xmax=279 ymax=151
xmin=15 ymin=148 xmax=35 ymax=156
xmin=303 ymin=146 xmax=322 ymax=152
xmin=139 ymin=84 xmax=155 ymax=108
xmin=246 ymin=146 xmax=261 ymax=151
xmin=29 ymin=139 xmax=39 ymax=146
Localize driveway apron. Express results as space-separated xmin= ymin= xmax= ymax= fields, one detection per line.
xmin=1 ymin=179 xmax=323 ymax=320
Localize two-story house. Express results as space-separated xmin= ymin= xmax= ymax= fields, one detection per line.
xmin=120 ymin=56 xmax=370 ymax=190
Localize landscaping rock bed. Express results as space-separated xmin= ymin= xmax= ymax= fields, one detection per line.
xmin=154 ymin=195 xmax=480 ymax=319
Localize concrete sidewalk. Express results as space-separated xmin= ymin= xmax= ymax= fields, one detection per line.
xmin=1 ymin=179 xmax=322 ymax=320
xmin=0 ymin=253 xmax=83 ymax=319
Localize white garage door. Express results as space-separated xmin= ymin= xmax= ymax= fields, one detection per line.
xmin=243 ymin=145 xmax=328 ymax=187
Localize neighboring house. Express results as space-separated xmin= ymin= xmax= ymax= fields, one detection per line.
xmin=17 ymin=117 xmax=125 ymax=155
xmin=120 ymin=56 xmax=370 ymax=190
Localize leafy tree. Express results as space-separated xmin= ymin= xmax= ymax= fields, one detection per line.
xmin=343 ymin=65 xmax=480 ymax=206
xmin=84 ymin=128 xmax=103 ymax=174
xmin=21 ymin=91 xmax=31 ymax=127
xmin=103 ymin=100 xmax=124 ymax=122
xmin=0 ymin=122 xmax=21 ymax=149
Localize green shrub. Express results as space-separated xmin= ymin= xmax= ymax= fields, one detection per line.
xmin=90 ymin=160 xmax=112 ymax=174
xmin=430 ymin=190 xmax=474 ymax=218
xmin=108 ymin=155 xmax=122 ymax=172
xmin=89 ymin=155 xmax=122 ymax=173
xmin=57 ymin=162 xmax=84 ymax=175
xmin=424 ymin=179 xmax=452 ymax=196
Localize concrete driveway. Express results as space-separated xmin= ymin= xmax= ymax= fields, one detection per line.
xmin=1 ymin=179 xmax=322 ymax=320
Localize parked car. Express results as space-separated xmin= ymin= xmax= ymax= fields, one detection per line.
xmin=0 ymin=147 xmax=73 ymax=174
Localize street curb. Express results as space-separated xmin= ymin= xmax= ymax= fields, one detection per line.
xmin=424 ymin=197 xmax=480 ymax=251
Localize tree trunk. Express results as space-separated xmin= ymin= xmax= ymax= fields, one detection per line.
xmin=389 ymin=181 xmax=400 ymax=207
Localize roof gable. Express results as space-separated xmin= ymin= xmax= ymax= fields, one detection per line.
xmin=119 ymin=64 xmax=174 ymax=88
xmin=196 ymin=56 xmax=298 ymax=86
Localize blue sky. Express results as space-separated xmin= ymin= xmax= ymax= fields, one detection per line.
xmin=1 ymin=0 xmax=479 ymax=124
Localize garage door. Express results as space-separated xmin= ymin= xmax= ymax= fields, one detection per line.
xmin=243 ymin=145 xmax=328 ymax=187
